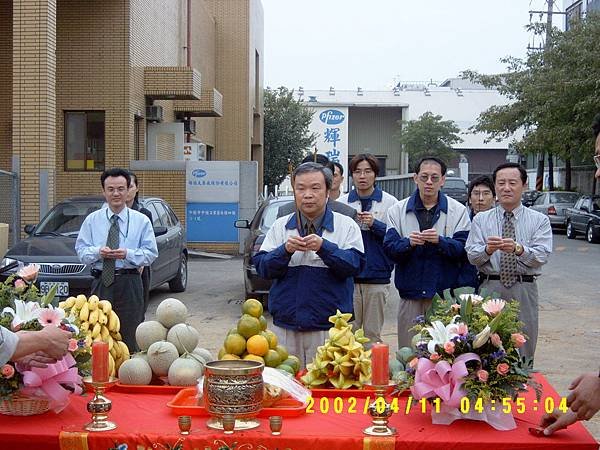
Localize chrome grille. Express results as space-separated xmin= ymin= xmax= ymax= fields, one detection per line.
xmin=39 ymin=263 xmax=86 ymax=275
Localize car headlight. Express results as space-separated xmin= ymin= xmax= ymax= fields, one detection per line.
xmin=0 ymin=257 xmax=20 ymax=274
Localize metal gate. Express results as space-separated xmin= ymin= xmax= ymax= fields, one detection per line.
xmin=0 ymin=170 xmax=20 ymax=247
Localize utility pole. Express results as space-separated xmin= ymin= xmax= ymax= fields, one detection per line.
xmin=545 ymin=0 xmax=554 ymax=190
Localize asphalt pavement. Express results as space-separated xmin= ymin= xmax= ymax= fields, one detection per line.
xmin=146 ymin=232 xmax=600 ymax=439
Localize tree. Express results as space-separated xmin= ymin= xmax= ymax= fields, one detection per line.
xmin=463 ymin=13 xmax=600 ymax=191
xmin=395 ymin=112 xmax=462 ymax=169
xmin=263 ymin=87 xmax=316 ymax=189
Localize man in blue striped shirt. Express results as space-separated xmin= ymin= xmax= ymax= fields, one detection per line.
xmin=465 ymin=163 xmax=552 ymax=360
xmin=76 ymin=168 xmax=158 ymax=351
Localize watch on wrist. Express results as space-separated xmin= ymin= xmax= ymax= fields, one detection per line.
xmin=514 ymin=243 xmax=523 ymax=255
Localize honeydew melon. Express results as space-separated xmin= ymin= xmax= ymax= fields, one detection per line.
xmin=118 ymin=358 xmax=153 ymax=385
xmin=156 ymin=298 xmax=188 ymax=328
xmin=135 ymin=321 xmax=168 ymax=351
xmin=146 ymin=341 xmax=179 ymax=377
xmin=167 ymin=323 xmax=200 ymax=355
xmin=168 ymin=356 xmax=204 ymax=386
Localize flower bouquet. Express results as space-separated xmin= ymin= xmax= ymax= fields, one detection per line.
xmin=405 ymin=288 xmax=539 ymax=430
xmin=0 ymin=265 xmax=90 ymax=415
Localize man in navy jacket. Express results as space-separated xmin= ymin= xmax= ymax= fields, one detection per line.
xmin=253 ymin=162 xmax=364 ymax=367
xmin=383 ymin=157 xmax=470 ymax=349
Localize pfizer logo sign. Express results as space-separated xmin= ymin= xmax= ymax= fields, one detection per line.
xmin=192 ymin=168 xmax=207 ymax=178
xmin=319 ymin=109 xmax=345 ymax=125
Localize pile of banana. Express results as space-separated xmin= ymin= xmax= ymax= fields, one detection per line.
xmin=59 ymin=294 xmax=129 ymax=376
xmin=300 ymin=310 xmax=372 ymax=389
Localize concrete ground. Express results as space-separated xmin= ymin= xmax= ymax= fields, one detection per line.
xmin=146 ymin=232 xmax=599 ymax=441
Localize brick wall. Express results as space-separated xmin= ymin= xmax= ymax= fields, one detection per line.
xmin=156 ymin=133 xmax=176 ymax=160
xmin=0 ymin=0 xmax=12 ymax=172
xmin=134 ymin=170 xmax=186 ymax=228
xmin=13 ymin=0 xmax=57 ymax=225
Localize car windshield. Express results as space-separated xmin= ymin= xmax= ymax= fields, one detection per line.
xmin=35 ymin=201 xmax=103 ymax=236
xmin=260 ymin=198 xmax=293 ymax=232
xmin=549 ymin=192 xmax=579 ymax=204
xmin=443 ymin=179 xmax=466 ymax=189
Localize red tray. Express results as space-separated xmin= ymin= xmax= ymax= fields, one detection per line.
xmin=167 ymin=388 xmax=307 ymax=417
xmin=112 ymin=381 xmax=189 ymax=395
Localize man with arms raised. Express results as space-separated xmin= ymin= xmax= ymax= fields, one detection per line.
xmin=466 ymin=163 xmax=552 ymax=360
xmin=384 ymin=157 xmax=470 ymax=349
xmin=339 ymin=153 xmax=397 ymax=346
xmin=76 ymin=168 xmax=158 ymax=351
xmin=254 ymin=162 xmax=364 ymax=367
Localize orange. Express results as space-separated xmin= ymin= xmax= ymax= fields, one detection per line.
xmin=264 ymin=349 xmax=281 ymax=368
xmin=243 ymin=354 xmax=265 ymax=364
xmin=221 ymin=354 xmax=241 ymax=360
xmin=262 ymin=330 xmax=278 ymax=349
xmin=275 ymin=345 xmax=289 ymax=362
xmin=242 ymin=299 xmax=263 ymax=318
xmin=224 ymin=333 xmax=247 ymax=356
xmin=259 ymin=315 xmax=268 ymax=331
xmin=237 ymin=314 xmax=261 ymax=339
xmin=246 ymin=334 xmax=269 ymax=356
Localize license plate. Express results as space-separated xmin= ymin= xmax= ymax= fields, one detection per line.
xmin=40 ymin=281 xmax=69 ymax=297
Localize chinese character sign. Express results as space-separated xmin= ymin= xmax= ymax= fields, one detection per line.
xmin=309 ymin=107 xmax=349 ymax=190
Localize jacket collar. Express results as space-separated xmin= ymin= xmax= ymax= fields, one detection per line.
xmin=285 ymin=204 xmax=334 ymax=233
xmin=348 ymin=185 xmax=383 ymax=203
xmin=406 ymin=189 xmax=448 ymax=213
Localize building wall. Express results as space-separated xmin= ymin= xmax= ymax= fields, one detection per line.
xmin=0 ymin=0 xmax=12 ymax=172
xmin=348 ymin=107 xmax=404 ymax=174
xmin=55 ymin=0 xmax=131 ymax=200
xmin=460 ymin=148 xmax=507 ymax=179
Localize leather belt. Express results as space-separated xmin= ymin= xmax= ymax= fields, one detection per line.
xmin=478 ymin=273 xmax=537 ymax=283
xmin=91 ymin=268 xmax=139 ymax=278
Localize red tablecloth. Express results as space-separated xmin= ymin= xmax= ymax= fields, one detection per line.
xmin=0 ymin=374 xmax=597 ymax=450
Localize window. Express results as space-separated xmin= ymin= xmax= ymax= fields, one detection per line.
xmin=153 ymin=202 xmax=170 ymax=228
xmin=65 ymin=111 xmax=105 ymax=171
xmin=164 ymin=204 xmax=179 ymax=225
xmin=533 ymin=194 xmax=546 ymax=206
xmin=549 ymin=192 xmax=579 ymax=204
xmin=145 ymin=203 xmax=162 ymax=227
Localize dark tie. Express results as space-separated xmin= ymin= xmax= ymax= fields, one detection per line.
xmin=305 ymin=221 xmax=316 ymax=236
xmin=500 ymin=211 xmax=517 ymax=288
xmin=102 ymin=215 xmax=119 ymax=287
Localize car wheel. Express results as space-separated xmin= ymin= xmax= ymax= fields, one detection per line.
xmin=566 ymin=221 xmax=576 ymax=239
xmin=169 ymin=253 xmax=187 ymax=292
xmin=586 ymin=224 xmax=599 ymax=244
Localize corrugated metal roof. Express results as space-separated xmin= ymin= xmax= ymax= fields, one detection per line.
xmin=299 ymin=88 xmax=520 ymax=150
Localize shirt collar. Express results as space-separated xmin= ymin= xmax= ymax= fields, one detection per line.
xmin=407 ymin=189 xmax=448 ymax=213
xmin=107 ymin=206 xmax=129 ymax=222
xmin=348 ymin=185 xmax=383 ymax=203
xmin=285 ymin=205 xmax=334 ymax=233
xmin=498 ymin=203 xmax=524 ymax=219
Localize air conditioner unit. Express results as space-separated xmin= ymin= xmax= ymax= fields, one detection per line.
xmin=146 ymin=105 xmax=163 ymax=122
xmin=183 ymin=119 xmax=196 ymax=135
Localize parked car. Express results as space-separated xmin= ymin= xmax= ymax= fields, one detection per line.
xmin=522 ymin=190 xmax=542 ymax=207
xmin=441 ymin=177 xmax=468 ymax=204
xmin=529 ymin=191 xmax=580 ymax=230
xmin=565 ymin=194 xmax=600 ymax=243
xmin=0 ymin=196 xmax=187 ymax=299
xmin=235 ymin=195 xmax=294 ymax=304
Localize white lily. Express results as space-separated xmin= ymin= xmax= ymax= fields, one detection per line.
xmin=459 ymin=293 xmax=483 ymax=304
xmin=425 ymin=320 xmax=459 ymax=354
xmin=2 ymin=300 xmax=42 ymax=328
xmin=473 ymin=325 xmax=492 ymax=349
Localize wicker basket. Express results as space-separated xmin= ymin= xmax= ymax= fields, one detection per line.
xmin=0 ymin=393 xmax=50 ymax=416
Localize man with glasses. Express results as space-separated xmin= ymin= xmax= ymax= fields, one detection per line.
xmin=76 ymin=168 xmax=158 ymax=352
xmin=384 ymin=157 xmax=470 ymax=348
xmin=339 ymin=154 xmax=397 ymax=346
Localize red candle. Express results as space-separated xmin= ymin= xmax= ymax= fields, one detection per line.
xmin=92 ymin=341 xmax=109 ymax=382
xmin=371 ymin=343 xmax=389 ymax=386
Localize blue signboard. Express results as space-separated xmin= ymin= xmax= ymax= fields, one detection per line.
xmin=186 ymin=202 xmax=239 ymax=242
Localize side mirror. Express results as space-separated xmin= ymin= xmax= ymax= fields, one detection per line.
xmin=234 ymin=219 xmax=250 ymax=229
xmin=153 ymin=226 xmax=167 ymax=237
xmin=24 ymin=224 xmax=35 ymax=235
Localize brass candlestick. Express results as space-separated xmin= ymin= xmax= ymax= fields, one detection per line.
xmin=82 ymin=376 xmax=118 ymax=432
xmin=363 ymin=383 xmax=396 ymax=436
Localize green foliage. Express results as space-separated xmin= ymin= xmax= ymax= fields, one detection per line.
xmin=263 ymin=87 xmax=317 ymax=188
xmin=395 ymin=111 xmax=462 ymax=169
xmin=464 ymin=13 xmax=600 ymax=167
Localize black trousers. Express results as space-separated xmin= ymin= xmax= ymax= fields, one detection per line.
xmin=91 ymin=273 xmax=143 ymax=353
xmin=141 ymin=267 xmax=151 ymax=315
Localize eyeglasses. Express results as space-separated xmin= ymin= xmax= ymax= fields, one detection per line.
xmin=352 ymin=169 xmax=374 ymax=176
xmin=594 ymin=155 xmax=600 ymax=169
xmin=417 ymin=174 xmax=441 ymax=183
xmin=471 ymin=190 xmax=493 ymax=198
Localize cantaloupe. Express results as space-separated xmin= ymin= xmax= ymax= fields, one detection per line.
xmin=146 ymin=341 xmax=179 ymax=376
xmin=192 ymin=347 xmax=214 ymax=363
xmin=167 ymin=323 xmax=200 ymax=355
xmin=156 ymin=298 xmax=188 ymax=328
xmin=168 ymin=355 xmax=204 ymax=386
xmin=132 ymin=351 xmax=149 ymax=363
xmin=118 ymin=358 xmax=153 ymax=385
xmin=135 ymin=321 xmax=168 ymax=351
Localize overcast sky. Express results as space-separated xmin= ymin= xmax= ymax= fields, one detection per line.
xmin=262 ymin=0 xmax=564 ymax=90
